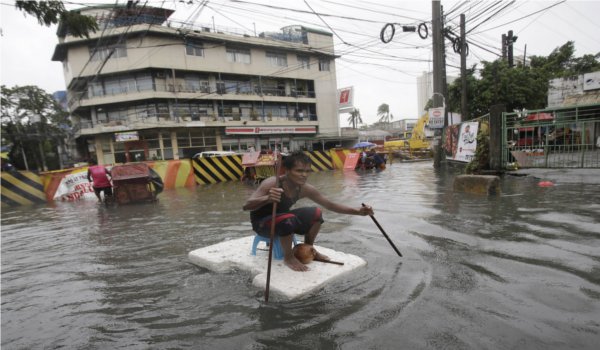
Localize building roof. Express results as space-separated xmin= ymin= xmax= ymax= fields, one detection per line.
xmin=52 ymin=22 xmax=337 ymax=62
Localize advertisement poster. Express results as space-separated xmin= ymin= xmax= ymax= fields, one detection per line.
xmin=53 ymin=169 xmax=96 ymax=201
xmin=444 ymin=124 xmax=460 ymax=160
xmin=453 ymin=122 xmax=479 ymax=162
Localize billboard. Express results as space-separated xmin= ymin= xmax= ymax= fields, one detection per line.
xmin=583 ymin=71 xmax=600 ymax=91
xmin=337 ymin=86 xmax=354 ymax=112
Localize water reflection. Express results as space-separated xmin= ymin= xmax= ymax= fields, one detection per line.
xmin=2 ymin=162 xmax=599 ymax=349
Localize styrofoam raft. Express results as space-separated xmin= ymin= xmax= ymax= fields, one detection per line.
xmin=188 ymin=235 xmax=367 ymax=300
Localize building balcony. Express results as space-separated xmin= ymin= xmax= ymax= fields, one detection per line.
xmin=68 ymin=85 xmax=316 ymax=112
xmin=73 ymin=113 xmax=319 ymax=137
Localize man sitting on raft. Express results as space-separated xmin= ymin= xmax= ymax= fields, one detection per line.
xmin=243 ymin=151 xmax=373 ymax=271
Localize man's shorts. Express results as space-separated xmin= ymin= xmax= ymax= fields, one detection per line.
xmin=93 ymin=186 xmax=113 ymax=197
xmin=252 ymin=207 xmax=324 ymax=237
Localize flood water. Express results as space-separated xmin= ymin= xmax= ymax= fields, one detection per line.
xmin=2 ymin=161 xmax=599 ymax=349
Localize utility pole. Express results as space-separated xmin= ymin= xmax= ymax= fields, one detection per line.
xmin=432 ymin=0 xmax=445 ymax=167
xmin=460 ymin=13 xmax=468 ymax=121
xmin=502 ymin=30 xmax=517 ymax=67
xmin=501 ymin=33 xmax=507 ymax=61
xmin=432 ymin=1 xmax=444 ymax=109
xmin=507 ymin=30 xmax=514 ymax=67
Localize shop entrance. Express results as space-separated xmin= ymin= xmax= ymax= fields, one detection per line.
xmin=125 ymin=141 xmax=148 ymax=162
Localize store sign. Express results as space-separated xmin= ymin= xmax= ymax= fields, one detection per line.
xmin=115 ymin=131 xmax=139 ymax=142
xmin=428 ymin=107 xmax=445 ymax=129
xmin=225 ymin=126 xmax=316 ymax=135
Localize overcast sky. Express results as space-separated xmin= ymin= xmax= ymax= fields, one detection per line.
xmin=1 ymin=0 xmax=599 ymax=126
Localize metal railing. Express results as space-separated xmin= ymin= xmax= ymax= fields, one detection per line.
xmin=503 ymin=104 xmax=600 ymax=168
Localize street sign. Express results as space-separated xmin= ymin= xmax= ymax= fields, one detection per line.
xmin=428 ymin=107 xmax=445 ymax=129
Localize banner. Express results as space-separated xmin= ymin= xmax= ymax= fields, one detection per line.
xmin=115 ymin=131 xmax=139 ymax=142
xmin=453 ymin=122 xmax=479 ymax=162
xmin=53 ymin=169 xmax=96 ymax=201
xmin=444 ymin=124 xmax=460 ymax=160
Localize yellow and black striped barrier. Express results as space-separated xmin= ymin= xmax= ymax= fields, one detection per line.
xmin=1 ymin=171 xmax=47 ymax=207
xmin=305 ymin=150 xmax=333 ymax=172
xmin=192 ymin=155 xmax=244 ymax=185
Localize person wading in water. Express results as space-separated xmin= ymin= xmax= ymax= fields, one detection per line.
xmin=87 ymin=160 xmax=112 ymax=203
xmin=243 ymin=151 xmax=373 ymax=271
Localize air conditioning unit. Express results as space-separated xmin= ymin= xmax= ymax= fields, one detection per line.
xmin=155 ymin=72 xmax=166 ymax=78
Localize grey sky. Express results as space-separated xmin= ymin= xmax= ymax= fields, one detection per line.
xmin=1 ymin=0 xmax=599 ymax=126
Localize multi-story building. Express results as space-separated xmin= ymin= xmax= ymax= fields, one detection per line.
xmin=416 ymin=71 xmax=457 ymax=117
xmin=52 ymin=4 xmax=341 ymax=164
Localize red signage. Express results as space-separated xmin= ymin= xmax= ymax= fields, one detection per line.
xmin=339 ymin=90 xmax=350 ymax=104
xmin=225 ymin=126 xmax=316 ymax=135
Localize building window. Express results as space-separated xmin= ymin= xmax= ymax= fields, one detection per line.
xmin=266 ymin=52 xmax=288 ymax=67
xmin=297 ymin=55 xmax=310 ymax=69
xmin=226 ymin=48 xmax=251 ymax=64
xmin=185 ymin=41 xmax=204 ymax=56
xmin=318 ymin=59 xmax=330 ymax=71
xmin=89 ymin=43 xmax=127 ymax=61
xmin=88 ymin=82 xmax=103 ymax=97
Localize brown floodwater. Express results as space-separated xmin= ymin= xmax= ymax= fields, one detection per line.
xmin=2 ymin=161 xmax=599 ymax=349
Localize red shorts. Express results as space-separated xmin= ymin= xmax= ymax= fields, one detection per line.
xmin=252 ymin=207 xmax=323 ymax=237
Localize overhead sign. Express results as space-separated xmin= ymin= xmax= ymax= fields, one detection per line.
xmin=225 ymin=126 xmax=316 ymax=135
xmin=428 ymin=107 xmax=445 ymax=129
xmin=337 ymin=86 xmax=354 ymax=112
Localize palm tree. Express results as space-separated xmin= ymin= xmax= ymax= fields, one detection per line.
xmin=347 ymin=108 xmax=362 ymax=129
xmin=377 ymin=103 xmax=393 ymax=129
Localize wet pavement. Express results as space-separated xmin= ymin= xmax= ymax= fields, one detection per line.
xmin=509 ymin=168 xmax=600 ymax=184
xmin=2 ymin=161 xmax=599 ymax=349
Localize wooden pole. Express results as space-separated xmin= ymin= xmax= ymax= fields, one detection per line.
xmin=264 ymin=152 xmax=282 ymax=302
xmin=362 ymin=203 xmax=402 ymax=257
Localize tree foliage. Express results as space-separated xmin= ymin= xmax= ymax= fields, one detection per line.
xmin=377 ymin=103 xmax=393 ymax=127
xmin=1 ymin=85 xmax=71 ymax=171
xmin=447 ymin=41 xmax=600 ymax=119
xmin=16 ymin=1 xmax=98 ymax=38
xmin=347 ymin=108 xmax=363 ymax=129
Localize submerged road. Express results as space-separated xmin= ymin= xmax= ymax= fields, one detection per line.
xmin=2 ymin=161 xmax=599 ymax=349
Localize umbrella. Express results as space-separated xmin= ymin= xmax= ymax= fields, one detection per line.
xmin=352 ymin=141 xmax=377 ymax=149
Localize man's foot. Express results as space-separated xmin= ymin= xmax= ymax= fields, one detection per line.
xmin=284 ymin=255 xmax=309 ymax=272
xmin=314 ymin=250 xmax=330 ymax=262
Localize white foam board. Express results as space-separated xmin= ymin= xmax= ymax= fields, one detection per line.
xmin=188 ymin=235 xmax=367 ymax=300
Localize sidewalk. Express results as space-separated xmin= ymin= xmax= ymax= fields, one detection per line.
xmin=508 ymin=168 xmax=600 ymax=184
